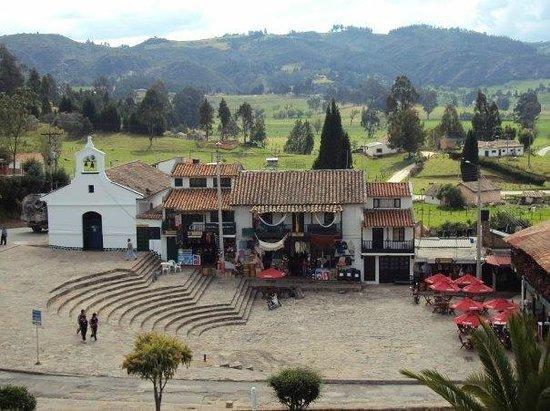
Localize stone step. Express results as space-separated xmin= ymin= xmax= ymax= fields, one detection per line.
xmin=63 ymin=263 xmax=160 ymax=317
xmin=174 ymin=286 xmax=254 ymax=336
xmin=157 ymin=278 xmax=249 ymax=332
xmin=103 ymin=270 xmax=198 ymax=320
xmin=191 ymin=289 xmax=258 ymax=337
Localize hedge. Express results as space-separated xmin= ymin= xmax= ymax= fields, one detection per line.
xmin=0 ymin=385 xmax=37 ymax=410
xmin=479 ymin=158 xmax=546 ymax=186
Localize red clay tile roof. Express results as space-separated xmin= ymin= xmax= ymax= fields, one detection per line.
xmin=363 ymin=209 xmax=415 ymax=227
xmin=15 ymin=152 xmax=44 ymax=164
xmin=505 ymin=221 xmax=550 ymax=273
xmin=171 ymin=162 xmax=243 ymax=177
xmin=106 ymin=161 xmax=171 ymax=196
xmin=164 ymin=188 xmax=232 ymax=212
xmin=366 ymin=182 xmax=411 ymax=197
xmin=136 ymin=206 xmax=163 ymax=220
xmin=230 ymin=169 xmax=366 ymax=206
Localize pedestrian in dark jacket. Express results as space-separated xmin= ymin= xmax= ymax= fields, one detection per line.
xmin=77 ymin=310 xmax=88 ymax=341
xmin=90 ymin=313 xmax=99 ymax=341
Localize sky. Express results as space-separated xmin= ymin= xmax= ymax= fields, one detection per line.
xmin=0 ymin=0 xmax=548 ymax=45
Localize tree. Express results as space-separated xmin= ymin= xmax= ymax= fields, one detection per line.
xmin=284 ymin=120 xmax=314 ymax=154
xmin=40 ymin=74 xmax=58 ymax=103
xmin=514 ymin=91 xmax=541 ymax=130
xmin=236 ymin=102 xmax=254 ymax=143
xmin=198 ymin=98 xmax=214 ymax=139
xmin=490 ymin=210 xmax=530 ymax=233
xmin=58 ymin=95 xmax=75 ymax=113
xmin=360 ymin=107 xmax=381 ymax=140
xmin=386 ymin=75 xmax=419 ymax=114
xmin=502 ymin=125 xmax=517 ymax=141
xmin=99 ymin=103 xmax=121 ymax=132
xmin=48 ymin=112 xmax=92 ymax=139
xmin=437 ymin=105 xmax=464 ymax=139
xmin=123 ymin=332 xmax=192 ymax=411
xmin=460 ymin=130 xmax=479 ymax=182
xmin=387 ymin=107 xmax=425 ymax=157
xmin=27 ymin=69 xmax=42 ymax=95
xmin=0 ymin=385 xmax=37 ymax=411
xmin=306 ymin=96 xmax=322 ymax=112
xmin=81 ymin=97 xmax=98 ymax=128
xmin=173 ymin=86 xmax=203 ymax=129
xmin=349 ymin=108 xmax=360 ymax=126
xmin=495 ymin=94 xmax=510 ymax=111
xmin=250 ymin=114 xmax=267 ymax=147
xmin=401 ymin=313 xmax=550 ymax=410
xmin=217 ymin=98 xmax=232 ymax=139
xmin=471 ymin=90 xmax=501 ymax=141
xmin=140 ymin=82 xmax=170 ymax=148
xmin=363 ymin=76 xmax=389 ymax=111
xmin=0 ymin=90 xmax=36 ymax=174
xmin=518 ymin=128 xmax=537 ymax=169
xmin=312 ymin=117 xmax=322 ymax=135
xmin=0 ymin=45 xmax=24 ymax=94
xmin=39 ymin=126 xmax=63 ymax=173
xmin=268 ymin=367 xmax=322 ymax=410
xmin=420 ymin=89 xmax=438 ymax=119
xmin=436 ymin=184 xmax=465 ymax=209
xmin=313 ymin=100 xmax=352 ymax=169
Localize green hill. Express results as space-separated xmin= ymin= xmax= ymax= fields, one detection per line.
xmin=2 ymin=25 xmax=550 ymax=92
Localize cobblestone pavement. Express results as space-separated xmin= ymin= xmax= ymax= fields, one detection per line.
xmin=0 ymin=370 xmax=448 ymax=410
xmin=0 ymin=243 xmax=493 ymax=406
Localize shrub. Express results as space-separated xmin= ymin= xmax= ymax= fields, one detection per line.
xmin=268 ymin=367 xmax=322 ymax=410
xmin=437 ymin=184 xmax=465 ymax=208
xmin=479 ymin=158 xmax=545 ymax=186
xmin=0 ymin=385 xmax=37 ymax=410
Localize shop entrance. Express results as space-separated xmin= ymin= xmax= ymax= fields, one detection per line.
xmin=379 ymin=256 xmax=410 ymax=283
xmin=82 ymin=211 xmax=103 ymax=250
xmin=136 ymin=226 xmax=149 ymax=251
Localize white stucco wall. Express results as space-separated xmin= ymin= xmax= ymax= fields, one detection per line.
xmin=364 ymin=196 xmax=413 ymax=209
xmin=341 ymin=205 xmax=363 ymax=278
xmin=234 ymin=206 xmax=253 ymax=246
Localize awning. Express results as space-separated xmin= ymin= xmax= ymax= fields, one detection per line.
xmin=485 ymin=254 xmax=511 ymax=267
xmin=251 ymin=204 xmax=343 ymax=213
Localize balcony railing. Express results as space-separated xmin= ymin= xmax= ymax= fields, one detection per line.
xmin=361 ymin=240 xmax=414 ymax=253
xmin=305 ymin=223 xmax=341 ymax=235
xmin=162 ymin=221 xmax=236 ymax=236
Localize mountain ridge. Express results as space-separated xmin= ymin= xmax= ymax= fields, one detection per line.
xmin=1 ymin=25 xmax=549 ymax=92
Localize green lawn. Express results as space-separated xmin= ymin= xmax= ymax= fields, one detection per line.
xmin=414 ymin=203 xmax=550 ymax=229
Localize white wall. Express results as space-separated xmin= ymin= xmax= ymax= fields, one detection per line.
xmin=364 ymin=196 xmax=413 ymax=209
xmin=341 ymin=205 xmax=363 ymax=277
xmin=425 ymin=195 xmax=441 ymax=205
xmin=234 ymin=206 xmax=253 ymax=246
xmin=479 ymin=146 xmax=524 ymax=157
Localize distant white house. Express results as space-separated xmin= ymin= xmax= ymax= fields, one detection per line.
xmin=364 ymin=141 xmax=398 ymax=157
xmin=424 ymin=184 xmax=442 ymax=205
xmin=478 ymin=140 xmax=524 ymax=157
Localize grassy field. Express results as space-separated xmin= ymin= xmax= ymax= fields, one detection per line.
xmin=414 ymin=203 xmax=550 ymax=228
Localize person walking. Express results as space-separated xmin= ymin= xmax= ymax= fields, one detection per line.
xmin=77 ymin=310 xmax=88 ymax=342
xmin=125 ymin=238 xmax=136 ymax=261
xmin=0 ymin=226 xmax=7 ymax=246
xmin=90 ymin=313 xmax=99 ymax=341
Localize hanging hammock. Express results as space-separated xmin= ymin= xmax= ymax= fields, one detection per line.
xmin=314 ymin=213 xmax=336 ymax=228
xmin=258 ymin=213 xmax=287 ymax=227
xmin=255 ymin=234 xmax=288 ymax=251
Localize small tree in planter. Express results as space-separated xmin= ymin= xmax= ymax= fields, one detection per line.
xmin=268 ymin=367 xmax=322 ymax=410
xmin=0 ymin=385 xmax=37 ymax=410
xmin=122 ymin=332 xmax=192 ymax=411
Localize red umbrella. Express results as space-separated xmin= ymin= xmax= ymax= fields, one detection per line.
xmin=257 ymin=267 xmax=286 ymax=280
xmin=454 ymin=312 xmax=483 ymax=327
xmin=463 ymin=282 xmax=494 ymax=294
xmin=429 ymin=280 xmax=461 ymax=293
xmin=451 ymin=297 xmax=484 ymax=312
xmin=425 ymin=274 xmax=453 ymax=285
xmin=453 ymin=274 xmax=483 ymax=287
xmin=490 ymin=309 xmax=517 ymax=325
xmin=483 ymin=298 xmax=517 ymax=312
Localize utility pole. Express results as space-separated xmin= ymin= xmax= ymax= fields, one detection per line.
xmin=41 ymin=129 xmax=63 ymax=190
xmin=215 ymin=142 xmax=225 ymax=271
xmin=475 ymin=166 xmax=483 ymax=279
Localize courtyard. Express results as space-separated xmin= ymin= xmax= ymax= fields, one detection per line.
xmin=0 ymin=229 xmax=485 ymax=386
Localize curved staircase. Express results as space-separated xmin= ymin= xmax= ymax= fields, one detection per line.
xmin=47 ymin=253 xmax=257 ymax=335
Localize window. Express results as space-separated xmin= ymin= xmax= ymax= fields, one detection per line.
xmin=376 ymin=148 xmax=382 ymax=153
xmin=210 ymin=211 xmax=235 ymax=222
xmin=323 ymin=212 xmax=335 ymax=225
xmin=393 ymin=198 xmax=401 ymax=208
xmin=213 ymin=177 xmax=232 ymax=188
xmin=88 ymin=185 xmax=94 ymax=193
xmin=392 ymin=227 xmax=405 ymax=242
xmin=373 ymin=198 xmax=380 ymax=208
xmin=174 ymin=178 xmax=183 ymax=187
xmin=189 ymin=178 xmax=207 ymax=188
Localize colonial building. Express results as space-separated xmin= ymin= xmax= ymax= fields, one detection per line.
xmin=505 ymin=221 xmax=550 ymax=323
xmin=43 ymin=137 xmax=170 ymax=251
xmin=362 ymin=182 xmax=415 ymax=283
xmin=459 ymin=179 xmax=502 ymax=205
xmin=478 ymin=140 xmax=524 ymax=157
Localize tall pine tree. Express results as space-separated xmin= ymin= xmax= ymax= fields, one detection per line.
xmin=0 ymin=45 xmax=24 ymax=94
xmin=471 ymin=90 xmax=501 ymax=141
xmin=460 ymin=130 xmax=479 ymax=182
xmin=312 ymin=100 xmax=352 ymax=169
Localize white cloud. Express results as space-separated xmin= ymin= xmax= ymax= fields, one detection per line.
xmin=0 ymin=0 xmax=547 ymax=45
